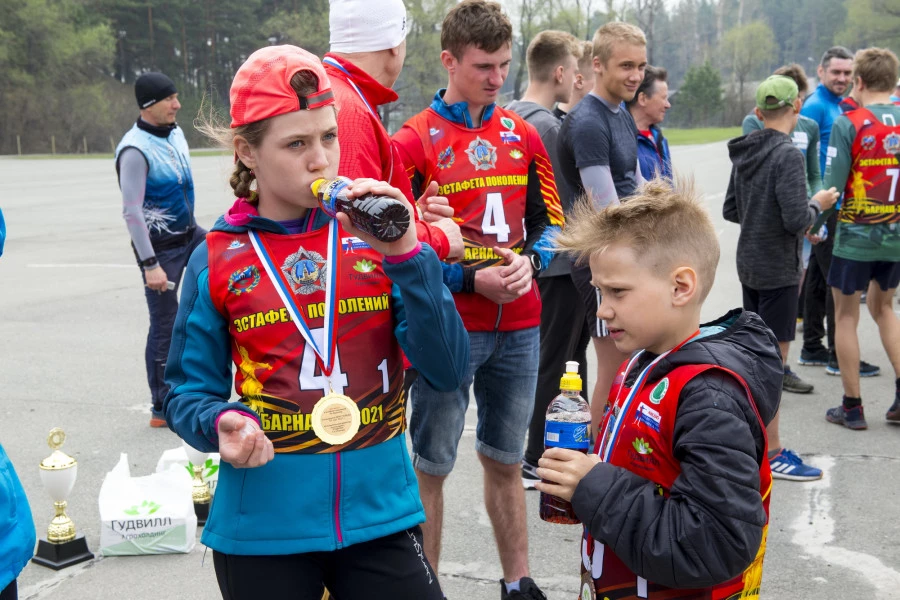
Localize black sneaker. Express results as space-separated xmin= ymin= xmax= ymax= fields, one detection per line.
xmin=825 ymin=355 xmax=881 ymax=377
xmin=500 ymin=578 xmax=547 ymax=600
xmin=887 ymin=398 xmax=900 ymax=423
xmin=798 ymin=347 xmax=830 ymax=366
xmin=783 ymin=368 xmax=814 ymax=394
xmin=521 ymin=459 xmax=539 ymax=490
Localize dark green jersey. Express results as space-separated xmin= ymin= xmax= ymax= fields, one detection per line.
xmin=825 ymin=104 xmax=900 ymax=261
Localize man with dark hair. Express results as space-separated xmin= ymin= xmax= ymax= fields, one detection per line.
xmin=626 ymin=65 xmax=672 ymax=180
xmin=506 ymin=30 xmax=589 ymax=491
xmin=115 ymin=72 xmax=206 ymax=427
xmin=394 ymin=2 xmax=562 ymax=597
xmin=801 ymin=47 xmax=881 ymax=378
xmin=821 ymin=47 xmax=900 ymax=430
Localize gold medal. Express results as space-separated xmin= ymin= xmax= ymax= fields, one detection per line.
xmin=311 ymin=392 xmax=361 ymax=445
xmin=579 ymin=572 xmax=596 ymax=600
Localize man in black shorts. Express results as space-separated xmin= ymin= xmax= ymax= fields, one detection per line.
xmin=557 ymin=21 xmax=647 ymax=422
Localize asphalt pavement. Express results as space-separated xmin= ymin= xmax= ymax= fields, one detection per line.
xmin=1 ymin=143 xmax=899 ymax=600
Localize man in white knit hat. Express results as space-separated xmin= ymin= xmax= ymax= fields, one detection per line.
xmin=324 ymin=0 xmax=463 ymax=266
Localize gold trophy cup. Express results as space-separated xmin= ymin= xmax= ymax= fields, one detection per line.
xmin=182 ymin=440 xmax=212 ymax=525
xmin=31 ymin=428 xmax=94 ymax=569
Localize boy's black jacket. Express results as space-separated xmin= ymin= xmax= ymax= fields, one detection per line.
xmin=572 ymin=309 xmax=782 ymax=589
xmin=723 ymin=128 xmax=820 ymax=290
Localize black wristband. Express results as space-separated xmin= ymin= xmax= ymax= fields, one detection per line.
xmin=461 ymin=266 xmax=477 ymax=294
xmin=140 ymin=256 xmax=159 ymax=270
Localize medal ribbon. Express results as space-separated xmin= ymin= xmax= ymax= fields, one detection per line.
xmin=248 ymin=220 xmax=340 ymax=378
xmin=596 ymin=331 xmax=700 ymax=462
xmin=322 ymin=57 xmax=393 ymax=181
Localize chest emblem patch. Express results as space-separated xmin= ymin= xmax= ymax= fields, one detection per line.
xmin=861 ymin=135 xmax=876 ymax=151
xmin=649 ymin=378 xmax=669 ymax=404
xmin=281 ymin=247 xmax=327 ymax=295
xmin=437 ymin=146 xmax=456 ymax=170
xmin=500 ymin=117 xmax=522 ymax=144
xmin=228 ymin=265 xmax=260 ymax=295
xmin=883 ymin=132 xmax=900 ymax=154
xmin=466 ymin=136 xmax=498 ymax=171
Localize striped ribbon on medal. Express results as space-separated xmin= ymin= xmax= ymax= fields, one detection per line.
xmin=248 ymin=220 xmax=340 ymax=377
xmin=322 ymin=57 xmax=376 ymax=116
xmin=596 ymin=332 xmax=700 ymax=462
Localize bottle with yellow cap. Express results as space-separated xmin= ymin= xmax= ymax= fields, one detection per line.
xmin=540 ymin=360 xmax=590 ymax=524
xmin=311 ymin=176 xmax=410 ymax=242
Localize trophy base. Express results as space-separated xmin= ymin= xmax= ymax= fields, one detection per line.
xmin=32 ymin=534 xmax=94 ymax=570
xmin=194 ymin=501 xmax=210 ymax=525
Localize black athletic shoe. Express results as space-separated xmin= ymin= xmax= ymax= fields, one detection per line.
xmin=521 ymin=459 xmax=539 ymax=490
xmin=798 ymin=348 xmax=830 ymax=366
xmin=500 ymin=578 xmax=547 ymax=600
xmin=825 ymin=356 xmax=881 ymax=377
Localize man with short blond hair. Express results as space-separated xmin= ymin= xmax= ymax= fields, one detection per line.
xmin=556 ymin=41 xmax=594 ymax=117
xmin=506 ymin=30 xmax=589 ymax=491
xmin=557 ymin=21 xmax=647 ymax=426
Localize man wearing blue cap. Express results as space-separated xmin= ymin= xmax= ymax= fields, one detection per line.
xmin=115 ymin=72 xmax=206 ymax=427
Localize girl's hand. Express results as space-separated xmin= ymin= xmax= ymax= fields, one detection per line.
xmin=337 ymin=178 xmax=419 ymax=258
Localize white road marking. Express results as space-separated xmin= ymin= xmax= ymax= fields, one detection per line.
xmin=28 ymin=263 xmax=134 ymax=268
xmin=791 ymin=456 xmax=900 ymax=598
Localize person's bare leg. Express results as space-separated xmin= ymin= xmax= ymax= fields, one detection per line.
xmin=415 ymin=469 xmax=447 ymax=575
xmin=479 ymin=453 xmax=530 ymax=583
xmin=778 ymin=341 xmax=791 ymax=366
xmin=589 ymin=337 xmax=630 ymax=432
xmin=832 ymin=288 xmax=862 ymax=398
xmin=866 ymin=283 xmax=900 ymax=375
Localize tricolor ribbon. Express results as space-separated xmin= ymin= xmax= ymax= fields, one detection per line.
xmin=248 ymin=220 xmax=341 ymax=379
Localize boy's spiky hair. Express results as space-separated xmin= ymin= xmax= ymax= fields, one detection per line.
xmin=556 ymin=176 xmax=720 ymax=301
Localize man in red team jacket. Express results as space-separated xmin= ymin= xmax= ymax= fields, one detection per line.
xmin=324 ymin=0 xmax=463 ymax=263
xmin=393 ymin=2 xmax=564 ymax=598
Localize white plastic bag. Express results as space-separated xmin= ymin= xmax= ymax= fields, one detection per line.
xmin=99 ymin=453 xmax=197 ymax=556
xmin=155 ymin=446 xmax=221 ymax=495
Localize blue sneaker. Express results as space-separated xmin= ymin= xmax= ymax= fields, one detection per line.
xmin=825 ymin=404 xmax=868 ymax=430
xmin=769 ymin=448 xmax=823 ymax=481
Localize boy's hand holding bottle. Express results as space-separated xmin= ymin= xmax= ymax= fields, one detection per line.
xmin=812 ymin=186 xmax=840 ymax=212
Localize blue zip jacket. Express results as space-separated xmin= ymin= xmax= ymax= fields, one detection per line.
xmin=115 ymin=121 xmax=196 ymax=244
xmin=0 ymin=443 xmax=35 ymax=590
xmin=164 ymin=208 xmax=468 ymax=555
xmin=801 ymin=83 xmax=844 ymax=175
xmin=636 ymin=125 xmax=672 ymax=181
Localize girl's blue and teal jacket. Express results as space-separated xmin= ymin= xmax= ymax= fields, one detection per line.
xmin=163 ymin=207 xmax=469 ymax=555
xmin=1 ymin=443 xmax=36 ymax=590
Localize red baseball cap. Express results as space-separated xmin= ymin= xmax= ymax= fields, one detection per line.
xmin=230 ymin=45 xmax=335 ymax=128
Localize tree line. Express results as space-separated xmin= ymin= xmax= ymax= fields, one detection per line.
xmin=0 ymin=0 xmax=882 ymax=155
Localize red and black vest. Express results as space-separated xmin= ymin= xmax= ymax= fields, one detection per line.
xmin=841 ymin=107 xmax=900 ymax=226
xmin=402 ymin=107 xmax=543 ymax=331
xmin=583 ymin=360 xmax=772 ymax=599
xmin=206 ymin=224 xmax=405 ymax=454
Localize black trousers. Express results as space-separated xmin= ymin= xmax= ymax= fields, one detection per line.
xmin=803 ymin=231 xmax=836 ymax=353
xmin=0 ymin=580 xmax=16 ymax=600
xmin=212 ymin=526 xmax=443 ymax=600
xmin=524 ymin=274 xmax=591 ymax=465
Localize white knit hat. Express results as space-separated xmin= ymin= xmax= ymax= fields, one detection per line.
xmin=329 ymin=0 xmax=408 ymax=53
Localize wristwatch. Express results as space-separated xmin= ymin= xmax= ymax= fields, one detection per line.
xmin=527 ymin=252 xmax=542 ymax=274
xmin=139 ymin=256 xmax=159 ymax=270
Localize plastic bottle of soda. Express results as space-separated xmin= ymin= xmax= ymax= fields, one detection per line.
xmin=540 ymin=360 xmax=591 ymax=524
xmin=311 ymin=177 xmax=410 ymax=242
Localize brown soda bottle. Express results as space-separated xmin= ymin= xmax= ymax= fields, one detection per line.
xmin=311 ymin=177 xmax=410 ymax=243
xmin=540 ymin=360 xmax=591 ymax=524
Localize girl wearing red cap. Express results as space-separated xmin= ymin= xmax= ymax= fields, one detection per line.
xmin=164 ymin=45 xmax=467 ymax=599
